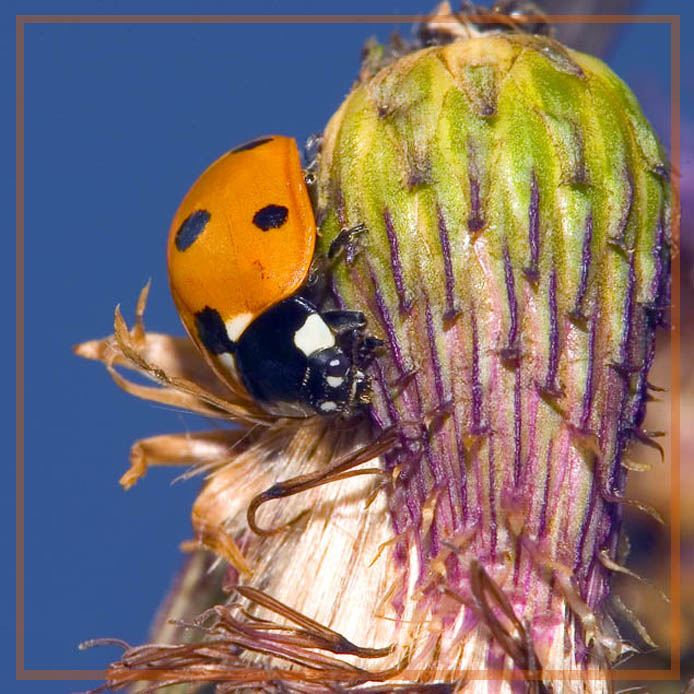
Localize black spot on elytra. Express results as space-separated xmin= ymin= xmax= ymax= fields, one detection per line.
xmin=231 ymin=137 xmax=273 ymax=153
xmin=195 ymin=307 xmax=236 ymax=355
xmin=253 ymin=204 xmax=288 ymax=231
xmin=175 ymin=210 xmax=210 ymax=251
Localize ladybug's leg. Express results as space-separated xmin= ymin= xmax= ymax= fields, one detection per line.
xmin=322 ymin=309 xmax=383 ymax=370
xmin=327 ymin=222 xmax=368 ymax=263
xmin=357 ymin=336 xmax=385 ymax=366
xmin=305 ymin=223 xmax=369 ymax=296
xmin=321 ymin=309 xmax=366 ymax=335
xmin=322 ymin=310 xmax=384 ymax=368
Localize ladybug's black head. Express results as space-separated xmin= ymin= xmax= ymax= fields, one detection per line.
xmin=234 ymin=295 xmax=373 ymax=417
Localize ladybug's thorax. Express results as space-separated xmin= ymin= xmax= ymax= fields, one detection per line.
xmin=234 ymin=297 xmax=368 ymax=417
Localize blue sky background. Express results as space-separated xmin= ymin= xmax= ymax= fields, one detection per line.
xmin=5 ymin=1 xmax=692 ymax=692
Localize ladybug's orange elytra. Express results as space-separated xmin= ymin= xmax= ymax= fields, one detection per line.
xmin=167 ymin=135 xmax=316 ymax=347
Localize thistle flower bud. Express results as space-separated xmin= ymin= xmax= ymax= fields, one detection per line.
xmin=316 ymin=28 xmax=670 ymax=689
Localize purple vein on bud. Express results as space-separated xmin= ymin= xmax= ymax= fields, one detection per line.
xmin=523 ymin=172 xmax=541 ymax=284
xmin=436 ymin=207 xmax=460 ymax=321
xmin=383 ymin=209 xmax=413 ymax=314
xmin=570 ymin=211 xmax=593 ymax=323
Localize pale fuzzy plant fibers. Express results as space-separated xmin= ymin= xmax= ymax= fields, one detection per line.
xmin=76 ymin=8 xmax=671 ymax=694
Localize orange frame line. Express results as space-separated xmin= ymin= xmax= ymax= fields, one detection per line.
xmin=15 ymin=12 xmax=682 ymax=684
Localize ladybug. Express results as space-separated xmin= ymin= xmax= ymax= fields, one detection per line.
xmin=167 ymin=135 xmax=376 ymax=417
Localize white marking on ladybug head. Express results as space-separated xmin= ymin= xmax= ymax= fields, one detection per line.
xmin=319 ymin=400 xmax=338 ymax=412
xmin=225 ymin=312 xmax=253 ymax=342
xmin=329 ymin=358 xmax=341 ymax=367
xmin=327 ymin=376 xmax=345 ymax=388
xmin=293 ymin=313 xmax=335 ymax=356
